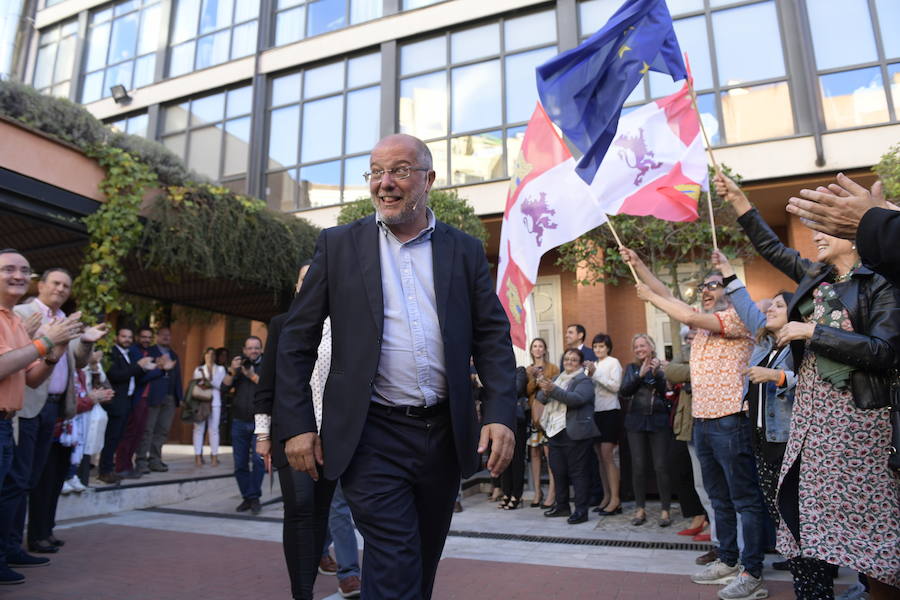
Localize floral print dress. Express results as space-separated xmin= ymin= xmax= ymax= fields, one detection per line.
xmin=776 ymin=283 xmax=900 ymax=586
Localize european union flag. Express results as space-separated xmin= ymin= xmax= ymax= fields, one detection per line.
xmin=536 ymin=0 xmax=686 ymax=183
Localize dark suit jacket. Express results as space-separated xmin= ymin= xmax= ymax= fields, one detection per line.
xmin=276 ymin=215 xmax=517 ymax=480
xmin=146 ymin=346 xmax=184 ymax=407
xmin=536 ymin=372 xmax=599 ymax=441
xmin=857 ymin=207 xmax=900 ymax=288
xmin=255 ymin=312 xmax=289 ymax=470
xmin=106 ymin=347 xmax=144 ymax=417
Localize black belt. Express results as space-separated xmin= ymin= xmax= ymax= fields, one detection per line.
xmin=694 ymin=412 xmax=746 ymax=422
xmin=369 ymin=401 xmax=448 ymax=419
xmin=45 ymin=393 xmax=65 ymax=403
xmin=0 ymin=410 xmax=15 ymax=420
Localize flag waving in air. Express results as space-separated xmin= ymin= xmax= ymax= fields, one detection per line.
xmin=536 ymin=0 xmax=686 ymax=183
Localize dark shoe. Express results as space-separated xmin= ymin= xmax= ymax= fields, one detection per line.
xmin=26 ymin=540 xmax=58 ymax=554
xmin=250 ymin=499 xmax=261 ymax=515
xmin=338 ymin=575 xmax=361 ymax=598
xmin=453 ymin=501 xmax=463 ymax=513
xmin=695 ymin=549 xmax=718 ymax=565
xmin=116 ymin=469 xmax=142 ymax=480
xmin=772 ymin=560 xmax=790 ymax=571
xmin=318 ymin=555 xmax=338 ymax=575
xmin=97 ymin=472 xmax=122 ymax=485
xmin=596 ymin=504 xmax=622 ymax=516
xmin=0 ymin=565 xmax=24 ymax=585
xmin=148 ymin=462 xmax=168 ymax=472
xmin=567 ymin=511 xmax=588 ymax=524
xmin=496 ymin=495 xmax=510 ymax=508
xmin=46 ymin=535 xmax=64 ymax=547
xmin=6 ymin=551 xmax=50 ymax=568
xmin=235 ymin=499 xmax=252 ymax=512
xmin=503 ymin=497 xmax=521 ymax=510
xmin=136 ymin=462 xmax=151 ymax=475
xmin=543 ymin=507 xmax=571 ymax=518
xmin=659 ymin=517 xmax=672 ymax=528
xmin=631 ymin=514 xmax=647 ymax=526
xmin=530 ymin=498 xmax=542 ymax=508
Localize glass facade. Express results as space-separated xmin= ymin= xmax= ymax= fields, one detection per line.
xmin=31 ymin=20 xmax=78 ymax=98
xmin=273 ymin=0 xmax=383 ymax=47
xmin=169 ymin=0 xmax=259 ymax=77
xmin=107 ymin=111 xmax=150 ymax=137
xmin=81 ymin=0 xmax=162 ymax=103
xmin=266 ymin=53 xmax=381 ymax=210
xmin=399 ymin=10 xmax=557 ymax=187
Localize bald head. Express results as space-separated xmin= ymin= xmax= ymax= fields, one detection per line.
xmin=373 ymin=134 xmax=432 ymax=170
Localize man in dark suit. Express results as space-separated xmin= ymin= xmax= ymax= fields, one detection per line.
xmin=136 ymin=327 xmax=182 ymax=473
xmin=98 ymin=328 xmax=154 ymax=484
xmin=785 ymin=173 xmax=900 ymax=286
xmin=560 ymin=323 xmax=597 ymax=369
xmin=277 ymin=133 xmax=516 ymax=600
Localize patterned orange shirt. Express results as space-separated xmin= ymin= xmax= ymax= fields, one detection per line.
xmin=0 ymin=305 xmax=39 ymax=412
xmin=689 ymin=306 xmax=753 ymax=419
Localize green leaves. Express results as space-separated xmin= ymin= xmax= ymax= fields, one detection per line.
xmin=874 ymin=143 xmax=900 ymax=201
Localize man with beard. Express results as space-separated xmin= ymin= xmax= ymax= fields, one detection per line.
xmin=622 ymin=248 xmax=768 ymax=600
xmin=135 ymin=327 xmax=182 ymax=474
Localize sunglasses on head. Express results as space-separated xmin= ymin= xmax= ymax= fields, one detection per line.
xmin=696 ymin=281 xmax=724 ymax=293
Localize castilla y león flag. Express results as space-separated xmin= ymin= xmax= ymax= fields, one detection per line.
xmin=496 ymin=104 xmax=604 ymax=350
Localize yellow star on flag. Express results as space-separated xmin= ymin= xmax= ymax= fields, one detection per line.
xmin=639 ymin=61 xmax=650 ymax=74
xmin=618 ymin=44 xmax=632 ymax=59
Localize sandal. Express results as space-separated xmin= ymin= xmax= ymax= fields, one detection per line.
xmin=530 ymin=496 xmax=542 ymax=508
xmin=504 ymin=497 xmax=521 ymax=510
xmin=496 ymin=495 xmax=510 ymax=509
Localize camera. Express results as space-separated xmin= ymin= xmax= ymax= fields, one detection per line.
xmin=242 ymin=357 xmax=253 ymax=370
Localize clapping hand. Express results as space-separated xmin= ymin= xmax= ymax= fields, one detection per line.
xmin=137 ymin=356 xmax=157 ymax=370
xmin=39 ymin=313 xmax=85 ymax=346
xmin=24 ymin=313 xmax=42 ymax=338
xmin=90 ymin=388 xmax=115 ymax=404
xmin=80 ymin=323 xmax=109 ymax=344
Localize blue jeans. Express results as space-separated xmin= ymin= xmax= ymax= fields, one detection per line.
xmin=231 ymin=418 xmax=263 ymax=500
xmin=0 ymin=400 xmax=58 ymax=559
xmin=693 ymin=413 xmax=767 ymax=577
xmin=323 ymin=482 xmax=360 ymax=580
xmin=0 ymin=420 xmax=12 ymax=506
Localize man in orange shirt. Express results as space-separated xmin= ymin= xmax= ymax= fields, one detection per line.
xmin=0 ymin=249 xmax=83 ymax=585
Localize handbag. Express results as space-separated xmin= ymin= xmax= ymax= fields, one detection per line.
xmin=192 ymin=366 xmax=214 ymax=402
xmin=83 ymin=404 xmax=108 ymax=455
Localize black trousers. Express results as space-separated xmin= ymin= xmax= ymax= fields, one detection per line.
xmin=28 ymin=442 xmax=71 ymax=542
xmin=626 ymin=429 xmax=672 ymax=510
xmin=341 ymin=404 xmax=459 ymax=600
xmin=277 ymin=464 xmax=336 ymax=600
xmin=670 ymin=439 xmax=705 ymax=518
xmin=99 ymin=407 xmax=130 ymax=475
xmin=548 ymin=429 xmax=592 ymax=513
xmin=500 ymin=418 xmax=527 ymax=500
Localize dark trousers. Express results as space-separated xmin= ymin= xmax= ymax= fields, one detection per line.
xmin=278 ymin=464 xmax=336 ymax=600
xmin=626 ymin=428 xmax=672 ymax=510
xmin=670 ymin=439 xmax=705 ymax=518
xmin=342 ymin=404 xmax=459 ymax=600
xmin=548 ymin=428 xmax=592 ymax=514
xmin=136 ymin=394 xmax=176 ymax=467
xmin=499 ymin=418 xmax=527 ymax=499
xmin=0 ymin=400 xmax=59 ymax=560
xmin=28 ymin=442 xmax=71 ymax=543
xmin=116 ymin=396 xmax=149 ymax=473
xmin=99 ymin=404 xmax=131 ymax=475
xmin=231 ymin=418 xmax=264 ymax=500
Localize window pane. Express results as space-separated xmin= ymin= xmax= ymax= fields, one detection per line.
xmin=305 ymin=61 xmax=344 ymax=97
xmin=234 ymin=0 xmax=259 ymax=22
xmin=169 ymin=41 xmax=195 ymax=76
xmin=133 ymin=54 xmax=155 ymax=88
xmin=506 ymin=125 xmax=526 ymax=177
xmin=350 ymin=0 xmax=382 ymax=25
xmin=668 ymin=16 xmax=711 ymax=90
xmin=301 ymin=96 xmax=343 ymax=161
xmin=721 ymin=81 xmax=793 ymax=143
xmin=51 ymin=82 xmax=70 ymax=99
xmin=876 ymin=0 xmax=900 ymax=59
xmin=128 ymin=113 xmax=149 ymax=137
xmin=713 ymin=1 xmax=785 ymax=85
xmin=427 ymin=140 xmax=447 ymax=187
xmin=224 ymin=117 xmax=251 ymax=176
xmin=695 ymin=92 xmax=719 ymax=145
xmin=172 ymin=0 xmax=200 ymax=44
xmin=345 ymin=86 xmax=380 ymax=154
xmin=85 ymin=23 xmax=111 ymax=72
xmin=268 ymin=105 xmax=300 ymax=168
xmin=308 ymin=0 xmax=346 ymax=37
xmin=104 ymin=61 xmax=134 ymax=91
xmin=450 ymin=130 xmax=503 ymax=184
xmin=889 ymin=63 xmax=900 ymax=109
xmin=191 ymin=93 xmax=225 ymax=125
xmin=272 ymin=73 xmax=302 ymax=106
xmin=299 ymin=160 xmax=342 ymax=208
xmin=451 ymin=23 xmax=500 ymax=63
xmin=666 ymin=0 xmax=702 ymax=14
xmin=504 ymin=11 xmax=556 ymax=52
xmin=267 ymin=169 xmax=299 ymax=211
xmin=404 ymin=0 xmax=441 ymax=8
xmin=343 ymin=154 xmax=369 ymax=201
xmin=278 ymin=0 xmax=304 ymax=8
xmin=819 ymin=67 xmax=888 ymax=129
xmin=231 ymin=20 xmax=257 ymax=58
xmin=33 ymin=45 xmax=54 ymax=89
xmin=275 ymin=6 xmax=305 ymax=46
xmin=138 ymin=5 xmax=161 ymax=54
xmin=163 ymin=133 xmax=187 ymax=159
xmin=115 ymin=0 xmax=138 ymax=17
xmin=227 ymin=86 xmax=252 ymax=116
xmin=54 ymin=35 xmax=76 ymax=83
xmin=199 ymin=0 xmax=233 ymax=34
xmin=400 ymin=37 xmax=445 ymax=75
xmin=81 ymin=71 xmax=104 ymax=103
xmin=624 ymin=77 xmax=645 ymax=104
xmin=348 ymin=53 xmax=381 ymax=87
xmin=807 ymin=0 xmax=877 ymax=70
xmin=451 ymin=60 xmax=501 ymax=133
xmin=505 ymin=47 xmax=556 ymax=123
xmin=188 ymin=126 xmax=222 ymax=178
xmin=579 ymin=0 xmax=619 ymax=37
xmin=196 ymin=30 xmax=230 ymax=69
xmin=400 ymin=72 xmax=447 ymax=139
xmin=165 ymin=103 xmax=189 ymax=132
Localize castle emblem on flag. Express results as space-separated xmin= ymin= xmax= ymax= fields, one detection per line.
xmin=520 ymin=192 xmax=557 ymax=246
xmin=614 ymin=127 xmax=662 ymax=186
xmin=504 ymin=279 xmax=524 ymax=325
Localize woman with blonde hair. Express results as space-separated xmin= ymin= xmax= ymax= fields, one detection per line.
xmin=524 ymin=338 xmax=558 ymax=508
xmin=192 ymin=347 xmax=226 ymax=466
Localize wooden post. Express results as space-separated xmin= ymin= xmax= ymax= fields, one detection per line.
xmin=605 ymin=218 xmax=639 ymax=283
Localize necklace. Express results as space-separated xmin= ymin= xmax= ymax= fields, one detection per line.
xmin=834 ymin=262 xmax=859 ymax=283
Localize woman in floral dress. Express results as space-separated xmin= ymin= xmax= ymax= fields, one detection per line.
xmin=718 ymin=173 xmax=900 ymax=599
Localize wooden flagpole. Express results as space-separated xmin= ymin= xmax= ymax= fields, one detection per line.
xmin=687 ymin=79 xmax=720 ymax=252
xmin=605 ymin=217 xmax=639 ymax=283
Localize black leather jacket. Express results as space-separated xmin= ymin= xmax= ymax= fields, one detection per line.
xmin=738 ymin=209 xmax=900 ymax=408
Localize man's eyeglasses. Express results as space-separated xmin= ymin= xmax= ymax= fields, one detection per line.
xmin=696 ymin=281 xmax=724 ymax=293
xmin=0 ymin=266 xmax=32 ymax=277
xmin=363 ymin=166 xmax=429 ymax=182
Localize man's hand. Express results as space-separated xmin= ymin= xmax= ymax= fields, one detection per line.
xmin=713 ymin=173 xmax=752 ymax=215
xmin=478 ymin=423 xmax=514 ymax=478
xmin=744 ymin=366 xmax=781 ymax=384
xmin=619 ymin=247 xmax=644 ymax=269
xmin=285 ymin=432 xmax=322 ymax=481
xmin=137 ymin=356 xmax=156 ymax=370
xmin=775 ymin=321 xmax=816 ymax=347
xmin=80 ymin=323 xmax=109 ymax=344
xmin=24 ymin=313 xmax=42 ymax=339
xmin=256 ymin=439 xmax=272 ymax=474
xmin=229 ymin=356 xmax=243 ymax=374
xmin=711 ymin=249 xmax=735 ymax=277
xmin=158 ymin=355 xmax=176 ymax=371
xmin=786 ymin=174 xmax=889 ymax=239
xmin=42 ymin=314 xmax=84 ymax=347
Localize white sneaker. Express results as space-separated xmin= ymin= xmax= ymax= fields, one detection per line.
xmin=61 ymin=479 xmax=75 ymax=495
xmin=717 ymin=571 xmax=768 ymax=600
xmin=691 ymin=559 xmax=742 ymax=585
xmin=67 ymin=476 xmax=87 ymax=493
